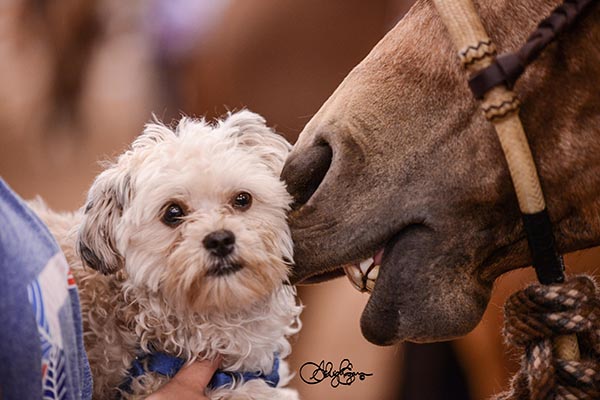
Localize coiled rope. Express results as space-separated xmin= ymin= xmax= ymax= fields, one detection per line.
xmin=495 ymin=276 xmax=600 ymax=399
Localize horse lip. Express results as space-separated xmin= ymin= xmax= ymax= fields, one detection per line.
xmin=292 ymin=268 xmax=346 ymax=285
xmin=360 ymin=223 xmax=492 ymax=345
xmin=359 ymin=223 xmax=436 ymax=344
xmin=290 ymin=225 xmax=414 ymax=285
xmin=360 ymin=226 xmax=420 ymax=345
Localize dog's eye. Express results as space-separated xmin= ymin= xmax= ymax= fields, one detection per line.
xmin=162 ymin=203 xmax=185 ymax=226
xmin=232 ymin=192 xmax=252 ymax=211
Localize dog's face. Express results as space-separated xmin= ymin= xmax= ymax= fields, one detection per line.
xmin=78 ymin=111 xmax=293 ymax=314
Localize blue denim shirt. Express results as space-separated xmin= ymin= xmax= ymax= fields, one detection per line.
xmin=0 ymin=179 xmax=92 ymax=400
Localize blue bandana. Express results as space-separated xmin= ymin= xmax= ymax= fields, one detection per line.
xmin=122 ymin=351 xmax=280 ymax=392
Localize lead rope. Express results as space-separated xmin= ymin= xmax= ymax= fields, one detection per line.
xmin=498 ymin=276 xmax=600 ymax=399
xmin=430 ymin=0 xmax=600 ymax=398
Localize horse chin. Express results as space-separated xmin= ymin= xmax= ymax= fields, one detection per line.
xmin=291 ymin=219 xmax=492 ymax=345
xmin=360 ymin=225 xmax=493 ymax=345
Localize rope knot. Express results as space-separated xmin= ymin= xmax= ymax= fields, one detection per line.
xmin=496 ymin=275 xmax=600 ymax=400
xmin=504 ymin=276 xmax=597 ymax=346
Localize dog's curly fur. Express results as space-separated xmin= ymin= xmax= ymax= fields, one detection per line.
xmin=32 ymin=110 xmax=302 ymax=399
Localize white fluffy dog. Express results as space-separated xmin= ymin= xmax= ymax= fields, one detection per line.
xmin=33 ymin=111 xmax=302 ymax=399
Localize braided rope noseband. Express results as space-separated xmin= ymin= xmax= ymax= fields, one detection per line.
xmin=431 ymin=0 xmax=599 ymax=397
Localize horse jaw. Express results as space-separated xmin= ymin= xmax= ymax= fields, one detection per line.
xmin=282 ymin=0 xmax=600 ymax=344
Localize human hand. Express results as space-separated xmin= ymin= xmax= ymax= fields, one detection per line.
xmin=147 ymin=357 xmax=220 ymax=400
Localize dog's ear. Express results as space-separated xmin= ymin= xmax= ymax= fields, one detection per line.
xmin=77 ymin=164 xmax=132 ymax=275
xmin=221 ymin=110 xmax=292 ymax=174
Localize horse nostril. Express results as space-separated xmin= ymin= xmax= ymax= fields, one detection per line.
xmin=203 ymin=229 xmax=236 ymax=257
xmin=281 ymin=142 xmax=333 ymax=210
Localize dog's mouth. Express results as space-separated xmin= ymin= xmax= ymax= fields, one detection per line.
xmin=206 ymin=261 xmax=244 ymax=277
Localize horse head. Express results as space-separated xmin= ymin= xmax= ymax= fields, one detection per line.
xmin=282 ymin=0 xmax=600 ymax=345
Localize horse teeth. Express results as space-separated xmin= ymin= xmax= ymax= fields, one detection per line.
xmin=343 ymin=265 xmax=365 ymax=292
xmin=343 ymin=262 xmax=377 ymax=294
xmin=367 ymin=265 xmax=379 ymax=281
xmin=359 ymin=258 xmax=373 ymax=274
xmin=366 ymin=279 xmax=375 ymax=292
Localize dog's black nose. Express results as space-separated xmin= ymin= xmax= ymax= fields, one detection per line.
xmin=203 ymin=230 xmax=235 ymax=257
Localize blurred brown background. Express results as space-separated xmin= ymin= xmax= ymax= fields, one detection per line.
xmin=1 ymin=1 xmax=598 ymax=399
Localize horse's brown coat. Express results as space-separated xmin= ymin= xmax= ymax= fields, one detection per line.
xmin=282 ymin=0 xmax=600 ymax=345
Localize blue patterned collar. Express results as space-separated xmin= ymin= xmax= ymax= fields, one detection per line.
xmin=122 ymin=351 xmax=280 ymax=392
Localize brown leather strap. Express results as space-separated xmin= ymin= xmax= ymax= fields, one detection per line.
xmin=469 ymin=0 xmax=597 ymax=99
